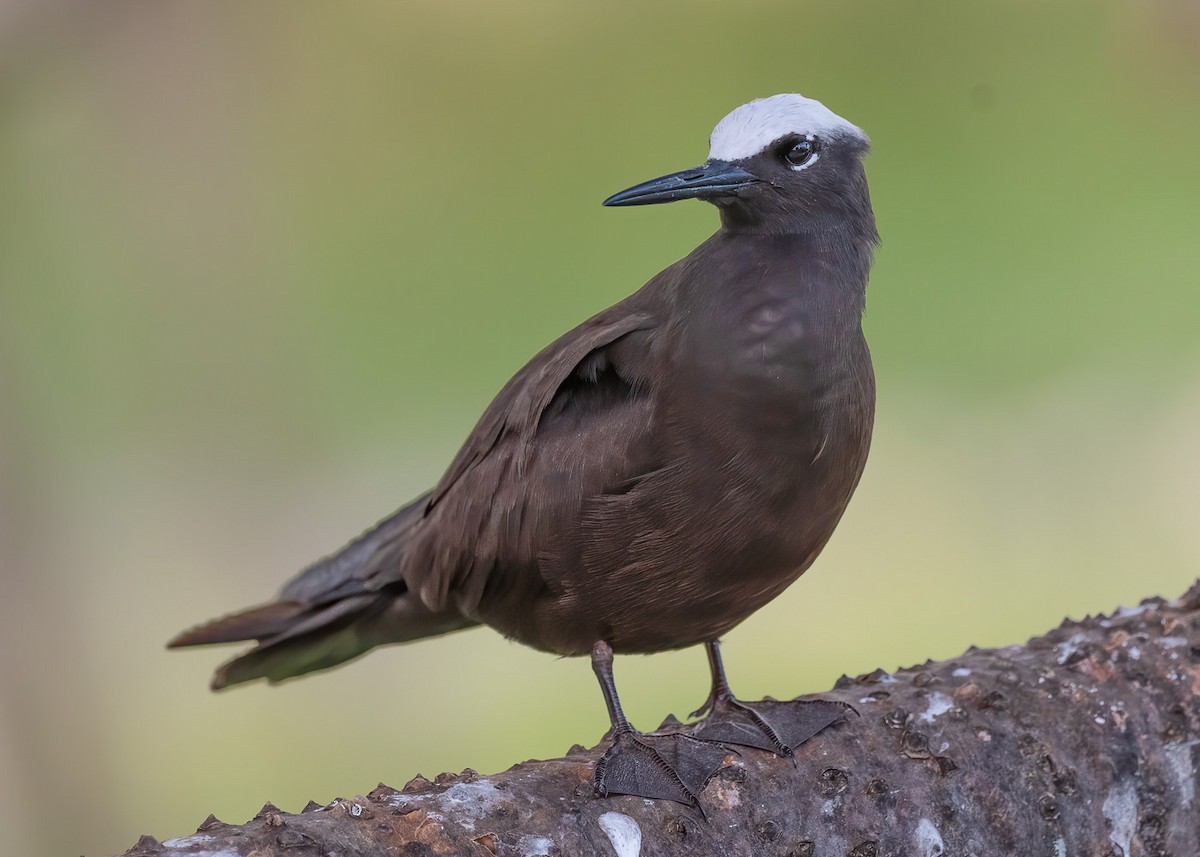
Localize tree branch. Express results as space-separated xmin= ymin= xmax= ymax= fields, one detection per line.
xmin=121 ymin=582 xmax=1200 ymax=856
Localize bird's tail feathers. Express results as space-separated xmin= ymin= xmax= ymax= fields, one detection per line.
xmin=173 ymin=585 xmax=477 ymax=690
xmin=167 ymin=601 xmax=308 ymax=648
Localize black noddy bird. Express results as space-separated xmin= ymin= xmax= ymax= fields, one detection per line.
xmin=170 ymin=93 xmax=878 ymax=807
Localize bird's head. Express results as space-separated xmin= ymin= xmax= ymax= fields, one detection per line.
xmin=604 ymin=94 xmax=872 ymax=234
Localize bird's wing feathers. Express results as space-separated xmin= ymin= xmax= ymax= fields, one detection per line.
xmin=398 ymin=308 xmax=660 ymax=615
xmin=428 ymin=310 xmax=656 ymax=510
xmin=278 ymin=495 xmax=428 ymax=604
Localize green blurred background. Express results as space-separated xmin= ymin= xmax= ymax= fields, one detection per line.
xmin=1 ymin=1 xmax=1198 ymax=853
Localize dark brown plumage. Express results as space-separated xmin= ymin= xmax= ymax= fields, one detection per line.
xmin=170 ymin=93 xmax=879 ymax=806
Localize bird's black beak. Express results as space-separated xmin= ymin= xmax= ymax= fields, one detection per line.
xmin=603 ymin=160 xmax=759 ymax=207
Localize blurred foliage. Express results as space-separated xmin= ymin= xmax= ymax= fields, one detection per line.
xmin=0 ymin=2 xmax=1198 ymax=854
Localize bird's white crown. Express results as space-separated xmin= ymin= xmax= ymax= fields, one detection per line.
xmin=708 ymin=94 xmax=866 ymax=163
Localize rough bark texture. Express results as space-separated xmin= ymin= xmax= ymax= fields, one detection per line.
xmin=123 ymin=583 xmax=1200 ymax=857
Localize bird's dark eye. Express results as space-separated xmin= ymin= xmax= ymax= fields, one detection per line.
xmin=783 ymin=139 xmax=817 ymax=168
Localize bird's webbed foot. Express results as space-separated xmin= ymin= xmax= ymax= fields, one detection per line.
xmin=593 ymin=728 xmax=729 ymax=808
xmin=691 ymin=690 xmax=851 ymax=756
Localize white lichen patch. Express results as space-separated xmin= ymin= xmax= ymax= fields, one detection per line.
xmin=915 ymin=817 xmax=944 ymax=856
xmin=1165 ymin=741 xmax=1197 ymax=809
xmin=1102 ymin=779 xmax=1138 ymax=854
xmin=1054 ymin=837 xmax=1066 ymax=857
xmin=161 ymin=841 xmax=240 ymax=857
xmin=952 ymin=667 xmax=972 ymax=678
xmin=1056 ymin=632 xmax=1090 ymax=665
xmin=711 ymin=778 xmax=742 ymax=810
xmin=598 ymin=811 xmax=642 ymax=857
xmin=411 ymin=780 xmax=504 ymax=832
xmin=519 ymin=834 xmax=554 ymax=856
xmin=1099 ymin=603 xmax=1153 ymax=627
xmin=162 ymin=835 xmax=216 ymax=848
xmin=918 ymin=692 xmax=954 ymax=724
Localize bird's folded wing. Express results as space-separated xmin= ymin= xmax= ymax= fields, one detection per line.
xmin=430 ymin=310 xmax=656 ymax=508
xmin=385 ymin=307 xmax=660 ymax=614
xmin=277 ymin=496 xmax=429 ymax=605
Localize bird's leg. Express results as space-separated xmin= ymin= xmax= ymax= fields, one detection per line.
xmin=690 ymin=640 xmax=851 ymax=755
xmin=689 ymin=637 xmax=740 ymax=720
xmin=592 ymin=639 xmax=635 ymax=735
xmin=590 ymin=640 xmax=727 ymax=808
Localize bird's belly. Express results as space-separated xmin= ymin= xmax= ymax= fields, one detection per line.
xmin=502 ymin=400 xmax=871 ymax=656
